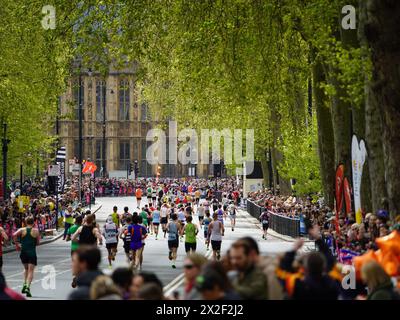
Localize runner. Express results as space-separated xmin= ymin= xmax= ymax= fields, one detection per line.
xmin=126 ymin=215 xmax=147 ymax=270
xmin=216 ymin=204 xmax=226 ymax=225
xmin=212 ymin=197 xmax=219 ymax=213
xmin=13 ymin=216 xmax=40 ymax=297
xmin=167 ymin=213 xmax=181 ymax=268
xmin=197 ymin=203 xmax=205 ymax=227
xmin=202 ymin=211 xmax=212 ymax=251
xmin=0 ymin=225 xmax=9 ymax=272
xmin=72 ymin=214 xmax=103 ymax=247
xmin=152 ymin=186 xmax=157 ymax=207
xmin=137 ymin=216 xmax=146 ymax=270
xmin=135 ymin=187 xmax=143 ymax=209
xmin=121 ymin=206 xmax=131 ymax=226
xmin=194 ymin=188 xmax=201 ymax=205
xmin=152 ymin=206 xmax=161 ymax=239
xmin=63 ymin=205 xmax=75 ymax=240
xmin=177 ymin=206 xmax=186 ymax=241
xmin=102 ymin=216 xmax=119 ymax=268
xmin=111 ymin=206 xmax=121 ymax=228
xmin=259 ymin=209 xmax=270 ymax=240
xmin=146 ymin=185 xmax=153 ymax=206
xmin=66 ymin=215 xmax=83 ymax=287
xmin=228 ymin=201 xmax=237 ymax=232
xmin=120 ymin=215 xmax=133 ymax=263
xmin=147 ymin=206 xmax=153 ymax=235
xmin=207 ymin=212 xmax=224 ymax=261
xmin=181 ymin=215 xmax=198 ymax=255
xmin=140 ymin=207 xmax=149 ymax=233
xmin=160 ymin=203 xmax=169 ymax=238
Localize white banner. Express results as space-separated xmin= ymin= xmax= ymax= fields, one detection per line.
xmin=351 ymin=135 xmax=367 ymax=224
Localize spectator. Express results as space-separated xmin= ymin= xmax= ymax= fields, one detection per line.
xmin=229 ymin=240 xmax=268 ymax=299
xmin=90 ymin=275 xmax=122 ymax=300
xmin=195 ymin=265 xmax=241 ymax=300
xmin=68 ymin=246 xmax=103 ymax=300
xmin=179 ymin=253 xmax=207 ymax=300
xmin=361 ymin=261 xmax=399 ymax=300
xmin=137 ymin=283 xmax=164 ymax=300
xmin=0 ymin=272 xmax=25 ymax=300
xmin=130 ymin=271 xmax=163 ymax=300
xmin=277 ymin=238 xmax=341 ymax=300
xmin=111 ymin=267 xmax=133 ymax=300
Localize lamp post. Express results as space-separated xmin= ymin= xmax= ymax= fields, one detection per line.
xmin=77 ymin=65 xmax=93 ymax=203
xmin=102 ymin=88 xmax=113 ymax=178
xmin=78 ymin=64 xmax=83 ymax=204
xmin=2 ymin=123 xmax=10 ymax=200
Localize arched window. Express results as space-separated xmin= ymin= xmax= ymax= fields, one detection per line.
xmin=119 ymin=80 xmax=130 ymax=120
xmin=96 ymin=80 xmax=106 ymax=121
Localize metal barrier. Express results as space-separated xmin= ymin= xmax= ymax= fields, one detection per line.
xmin=246 ymin=200 xmax=300 ymax=238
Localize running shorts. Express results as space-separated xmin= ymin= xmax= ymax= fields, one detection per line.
xmin=168 ymin=240 xmax=179 ymax=250
xmin=136 ymin=197 xmax=142 ymax=201
xmin=20 ymin=252 xmax=37 ymax=266
xmin=262 ymin=223 xmax=269 ymax=231
xmin=130 ymin=242 xmax=144 ymax=251
xmin=153 ymin=222 xmax=160 ymax=226
xmin=106 ymin=243 xmax=118 ymax=250
xmin=185 ymin=242 xmax=196 ymax=252
xmin=124 ymin=242 xmax=131 ymax=254
xmin=161 ymin=217 xmax=168 ymax=224
xmin=211 ymin=240 xmax=222 ymax=251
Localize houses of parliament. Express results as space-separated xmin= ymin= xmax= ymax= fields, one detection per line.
xmin=58 ymin=65 xmax=212 ymax=178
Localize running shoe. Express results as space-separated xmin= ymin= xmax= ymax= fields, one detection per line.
xmin=172 ymin=264 xmax=176 ymax=269
xmin=168 ymin=251 xmax=173 ymax=260
xmin=21 ymin=284 xmax=27 ymax=294
xmin=25 ymin=288 xmax=32 ymax=298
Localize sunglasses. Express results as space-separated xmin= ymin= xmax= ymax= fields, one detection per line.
xmin=184 ymin=264 xmax=195 ymax=269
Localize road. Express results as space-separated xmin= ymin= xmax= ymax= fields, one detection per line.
xmin=1 ymin=196 xmax=313 ymax=299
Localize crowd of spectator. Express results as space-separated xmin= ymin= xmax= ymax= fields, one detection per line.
xmin=247 ymin=188 xmax=400 ymax=260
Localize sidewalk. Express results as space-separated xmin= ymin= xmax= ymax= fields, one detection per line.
xmin=3 ymin=202 xmax=102 ymax=254
xmin=238 ymin=208 xmax=313 ymax=243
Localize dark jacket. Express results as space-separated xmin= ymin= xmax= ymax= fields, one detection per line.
xmin=367 ymin=281 xmax=399 ymax=300
xmin=232 ymin=265 xmax=268 ymax=300
xmin=291 ymin=274 xmax=340 ymax=300
xmin=68 ymin=270 xmax=103 ymax=300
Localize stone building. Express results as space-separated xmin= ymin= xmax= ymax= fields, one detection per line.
xmin=58 ymin=65 xmax=211 ymax=178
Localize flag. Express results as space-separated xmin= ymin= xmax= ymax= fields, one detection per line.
xmin=82 ymin=161 xmax=97 ymax=174
xmin=343 ymin=177 xmax=352 ymax=214
xmin=56 ymin=146 xmax=66 ymax=193
xmin=352 ymin=135 xmax=367 ymax=224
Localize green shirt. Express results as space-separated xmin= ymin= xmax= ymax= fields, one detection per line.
xmin=111 ymin=212 xmax=119 ymax=226
xmin=185 ymin=223 xmax=197 ymax=243
xmin=141 ymin=211 xmax=148 ymax=226
xmin=67 ymin=224 xmax=80 ymax=251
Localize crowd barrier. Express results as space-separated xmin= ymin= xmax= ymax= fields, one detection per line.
xmin=246 ymin=200 xmax=300 ymax=238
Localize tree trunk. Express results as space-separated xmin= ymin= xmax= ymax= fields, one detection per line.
xmin=358 ymin=0 xmax=387 ymax=214
xmin=313 ymin=57 xmax=335 ymax=208
xmin=364 ymin=0 xmax=400 ymax=218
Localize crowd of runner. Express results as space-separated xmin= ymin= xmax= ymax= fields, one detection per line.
xmin=1 ymin=178 xmax=399 ymax=300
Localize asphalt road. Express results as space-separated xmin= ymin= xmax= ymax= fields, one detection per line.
xmin=1 ymin=196 xmax=312 ymax=300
